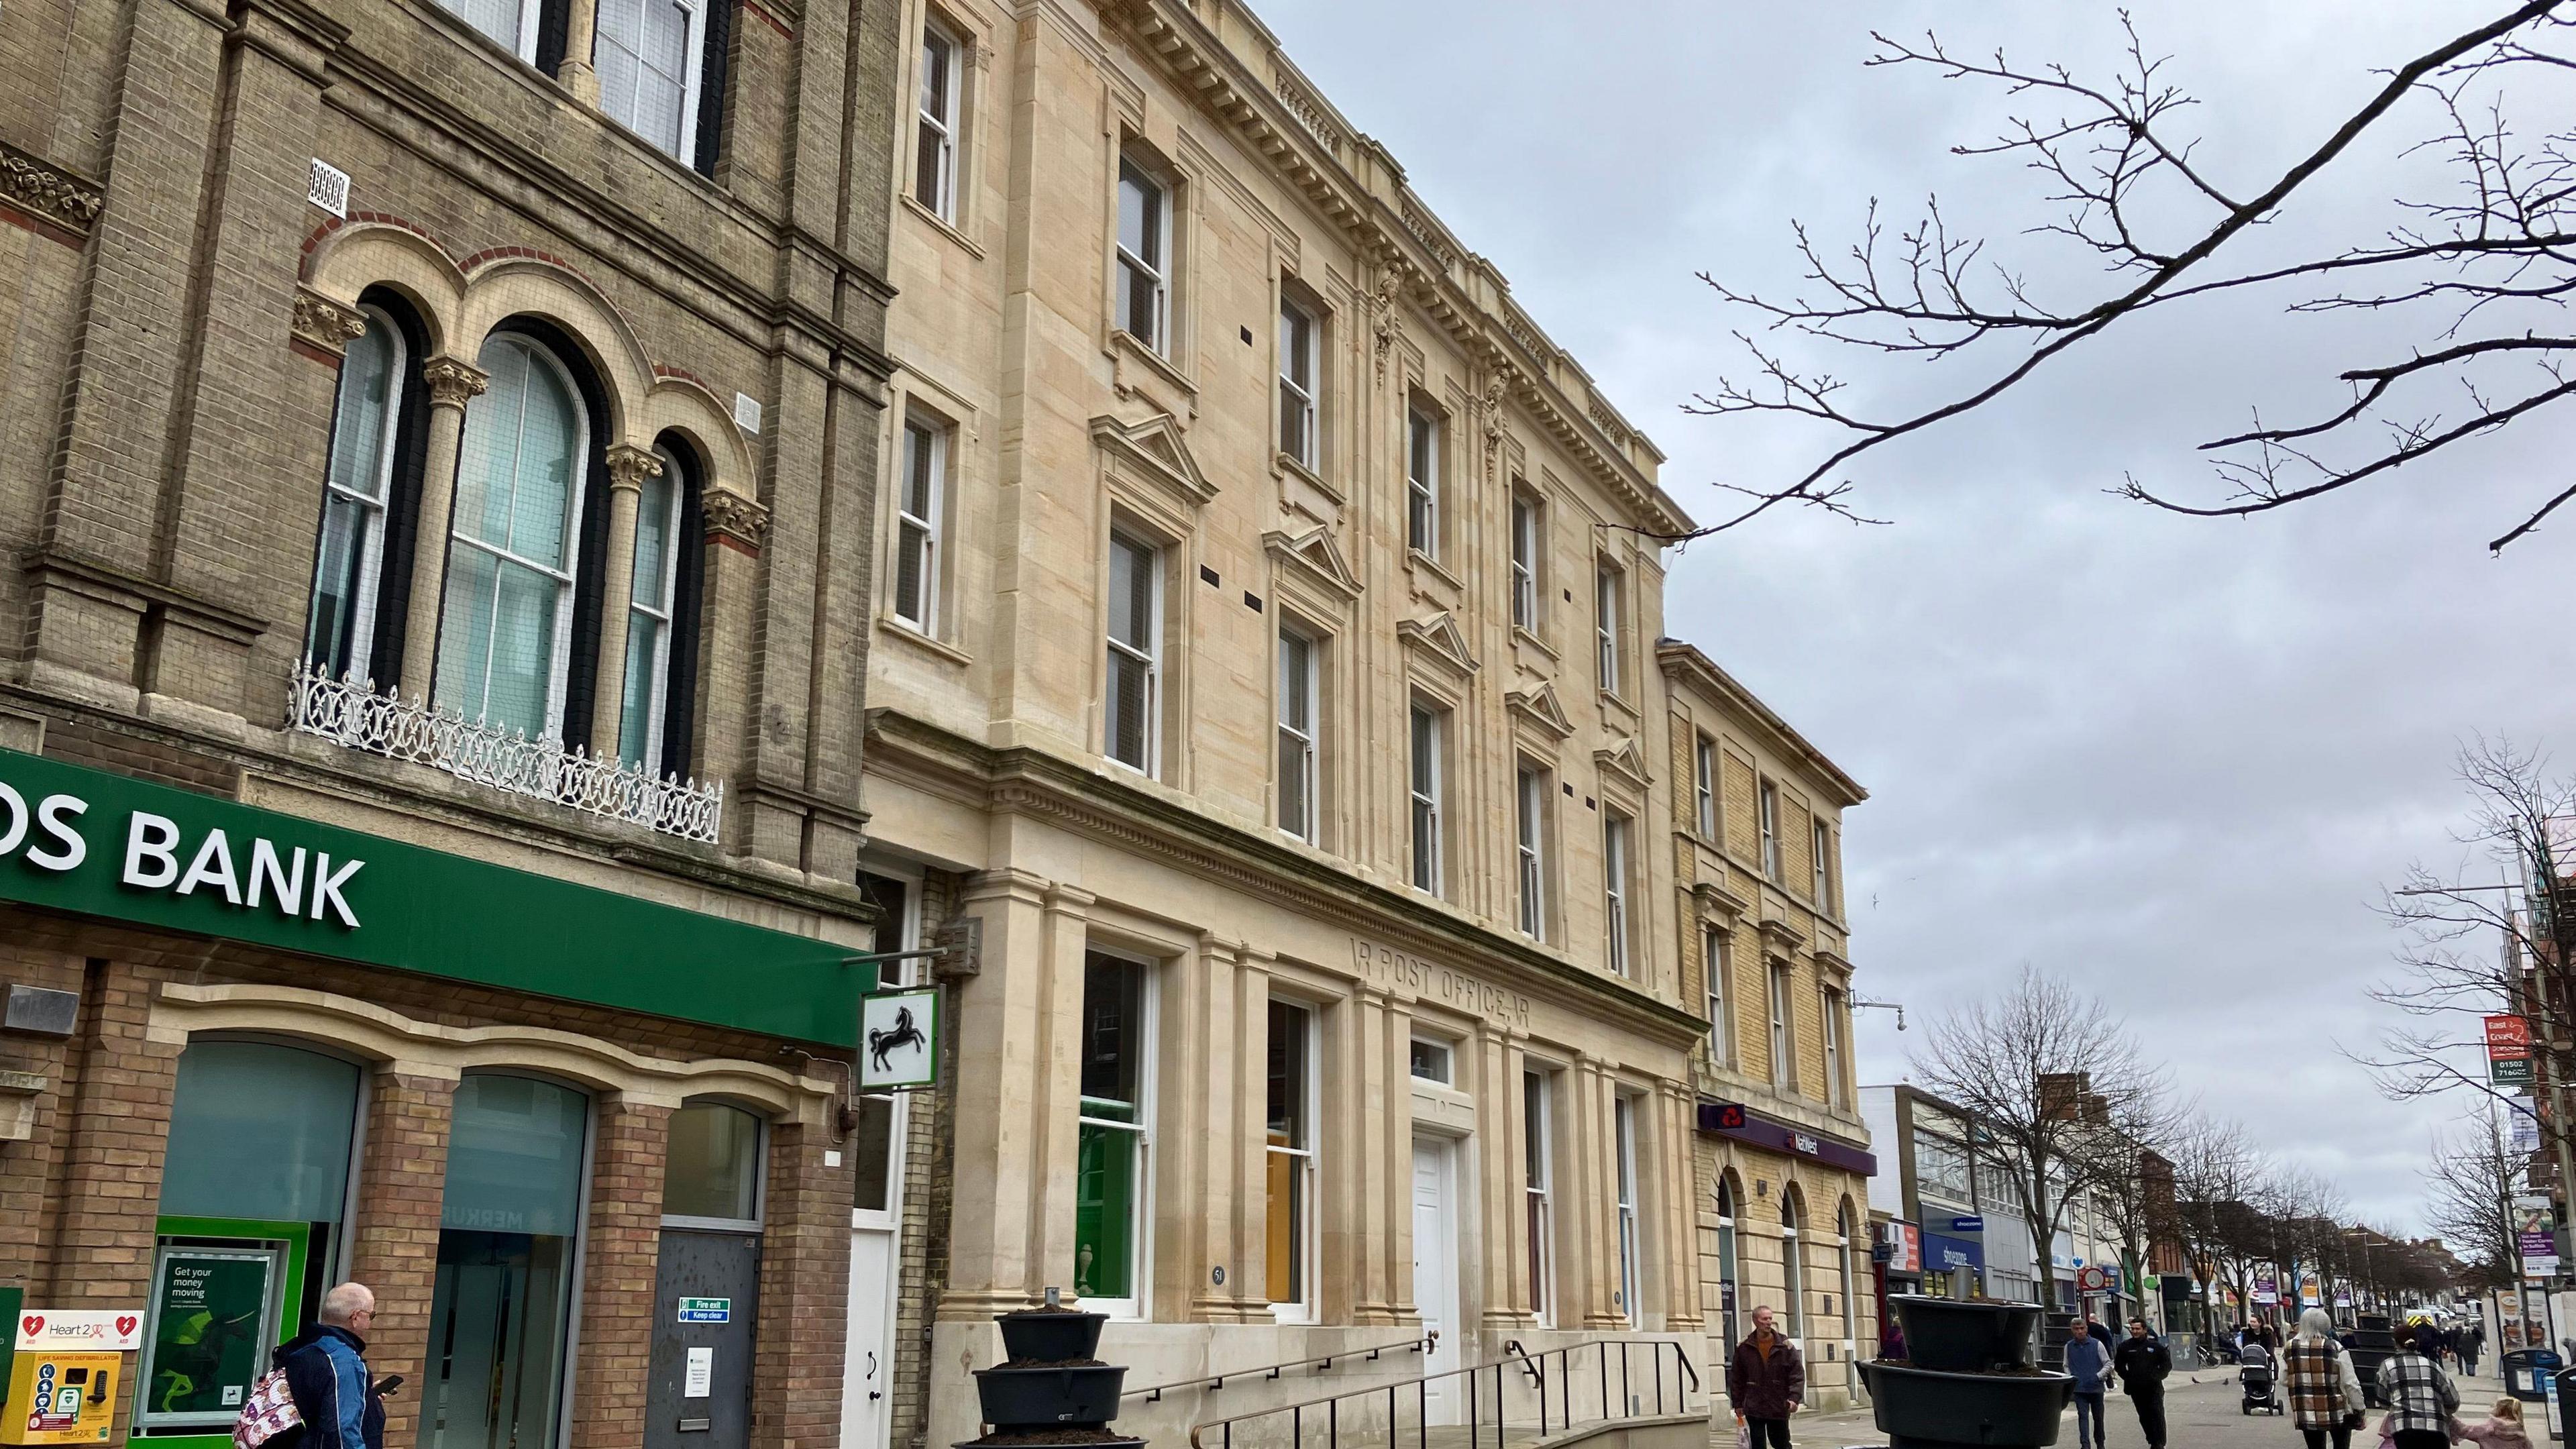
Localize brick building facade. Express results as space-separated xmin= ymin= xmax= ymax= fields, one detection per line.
xmin=0 ymin=0 xmax=902 ymax=1433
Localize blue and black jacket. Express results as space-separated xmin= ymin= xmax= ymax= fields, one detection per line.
xmin=274 ymin=1323 xmax=385 ymax=1449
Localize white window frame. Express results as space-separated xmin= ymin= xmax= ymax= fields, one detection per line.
xmin=1514 ymin=1067 xmax=1556 ymax=1330
xmin=620 ymin=443 xmax=686 ymax=769
xmin=1267 ymin=997 xmax=1318 ymax=1322
xmin=1276 ymin=625 xmax=1319 ymax=843
xmin=1768 ymin=963 xmax=1794 ymax=1092
xmin=1595 ymin=562 xmax=1622 ymax=696
xmin=915 ymin=17 xmax=961 ymax=220
xmin=1515 ymin=764 xmax=1548 ymax=940
xmin=445 ymin=335 xmax=590 ymax=744
xmin=1695 ymin=735 xmax=1718 ymax=841
xmin=1277 ymin=294 xmax=1318 ymax=470
xmin=1603 ymin=812 xmax=1632 ymax=977
xmin=1812 ymin=818 xmax=1833 ymax=911
xmin=853 ymin=865 xmax=921 ymax=1232
xmin=1116 ymin=157 xmax=1170 ymax=354
xmin=1077 ymin=949 xmax=1157 ymax=1322
xmin=893 ymin=417 xmax=945 ymax=634
xmin=1406 ymin=405 xmax=1440 ymax=559
xmin=1409 ymin=1036 xmax=1454 ymax=1085
xmin=1703 ymin=924 xmax=1731 ymax=1068
xmin=1409 ymin=703 xmax=1444 ymax=896
xmin=1822 ymin=987 xmax=1847 ymax=1110
xmin=310 ymin=303 xmax=407 ymax=682
xmin=1614 ymin=1093 xmax=1642 ymax=1325
xmin=594 ymin=0 xmax=706 ymax=166
xmin=1759 ymin=779 xmax=1782 ymax=881
xmin=1104 ymin=531 xmax=1161 ymax=775
xmin=1509 ymin=492 xmax=1540 ymax=631
xmin=1524 ymin=1069 xmax=1556 ymax=1328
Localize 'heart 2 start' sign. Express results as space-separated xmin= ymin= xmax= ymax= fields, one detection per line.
xmin=14 ymin=1310 xmax=145 ymax=1352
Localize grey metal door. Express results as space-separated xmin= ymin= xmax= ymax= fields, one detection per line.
xmin=647 ymin=1230 xmax=761 ymax=1449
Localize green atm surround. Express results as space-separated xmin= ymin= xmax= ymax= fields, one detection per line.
xmin=131 ymin=1218 xmax=315 ymax=1449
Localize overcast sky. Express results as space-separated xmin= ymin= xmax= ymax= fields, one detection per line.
xmin=1252 ymin=0 xmax=2576 ymax=1231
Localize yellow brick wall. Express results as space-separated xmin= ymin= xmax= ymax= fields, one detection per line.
xmin=1723 ymin=751 xmax=1758 ymax=860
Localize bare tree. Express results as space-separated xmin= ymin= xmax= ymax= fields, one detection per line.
xmin=1687 ymin=3 xmax=2576 ymax=553
xmin=2424 ymin=1102 xmax=2527 ymax=1293
xmin=2363 ymin=737 xmax=2576 ymax=1170
xmin=1912 ymin=967 xmax=2175 ymax=1295
xmin=2167 ymin=1118 xmax=2263 ymax=1328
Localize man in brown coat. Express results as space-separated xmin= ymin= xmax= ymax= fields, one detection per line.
xmin=1725 ymin=1305 xmax=1807 ymax=1448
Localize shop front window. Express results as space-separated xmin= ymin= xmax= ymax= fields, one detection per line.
xmin=427 ymin=1073 xmax=589 ymax=1449
xmin=1075 ymin=952 xmax=1151 ymax=1317
xmin=142 ymin=1041 xmax=362 ymax=1435
xmin=1265 ymin=1000 xmax=1314 ymax=1318
xmin=1715 ymin=1177 xmax=1742 ymax=1355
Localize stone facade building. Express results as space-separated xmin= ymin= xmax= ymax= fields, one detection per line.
xmin=0 ymin=0 xmax=900 ymax=1437
xmin=845 ymin=0 xmax=1874 ymax=1438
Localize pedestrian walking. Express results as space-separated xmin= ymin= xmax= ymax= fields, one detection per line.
xmin=2284 ymin=1308 xmax=2368 ymax=1449
xmin=2111 ymin=1317 xmax=2171 ymax=1449
xmin=1878 ymin=1317 xmax=1907 ymax=1362
xmin=2374 ymin=1324 xmax=2462 ymax=1449
xmin=2064 ymin=1319 xmax=2113 ymax=1449
xmin=256 ymin=1282 xmax=386 ymax=1449
xmin=1725 ymin=1304 xmax=1805 ymax=1449
xmin=2458 ymin=1397 xmax=2534 ymax=1449
xmin=2465 ymin=1322 xmax=2487 ymax=1378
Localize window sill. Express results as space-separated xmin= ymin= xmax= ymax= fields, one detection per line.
xmin=1110 ymin=328 xmax=1195 ymax=396
xmin=1273 ymin=449 xmax=1342 ymax=504
xmin=877 ymin=617 xmax=973 ymax=667
xmin=1511 ymin=624 xmax=1557 ymax=662
xmin=1405 ymin=547 xmax=1462 ymax=593
xmin=901 ymin=193 xmax=986 ymax=258
xmin=1598 ymin=688 xmax=1641 ymax=727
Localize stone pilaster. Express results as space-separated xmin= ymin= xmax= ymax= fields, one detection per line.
xmin=938 ymin=869 xmax=1051 ymax=1319
xmin=1227 ymin=949 xmax=1273 ymax=1319
xmin=397 ymin=357 xmax=488 ymax=702
xmin=586 ymin=442 xmax=661 ymax=755
xmin=1167 ymin=934 xmax=1244 ymax=1322
xmin=346 ymin=1069 xmax=458 ymax=1449
xmin=751 ymin=1116 xmax=852 ymax=1449
xmin=1377 ymin=990 xmax=1415 ymax=1323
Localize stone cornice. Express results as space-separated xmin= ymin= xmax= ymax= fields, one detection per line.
xmin=1658 ymin=637 xmax=1866 ymax=807
xmin=1101 ymin=0 xmax=1693 ymax=539
xmin=865 ymin=708 xmax=1710 ymax=1046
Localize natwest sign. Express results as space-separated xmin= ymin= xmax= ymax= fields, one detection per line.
xmin=1697 ymin=1099 xmax=1877 ymax=1176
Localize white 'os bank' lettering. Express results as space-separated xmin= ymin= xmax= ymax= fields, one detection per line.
xmin=0 ymin=773 xmax=363 ymax=928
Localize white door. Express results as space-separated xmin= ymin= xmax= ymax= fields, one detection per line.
xmin=843 ymin=1226 xmax=896 ymax=1449
xmin=1413 ymin=1136 xmax=1460 ymax=1425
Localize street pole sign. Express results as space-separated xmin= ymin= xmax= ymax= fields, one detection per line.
xmin=2489 ymin=1014 xmax=2537 ymax=1085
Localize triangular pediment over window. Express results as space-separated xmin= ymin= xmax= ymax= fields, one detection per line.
xmin=1595 ymin=735 xmax=1652 ymax=792
xmin=1091 ymin=412 xmax=1216 ymax=508
xmin=1397 ymin=610 xmax=1478 ymax=678
xmin=1506 ymin=681 xmax=1574 ymax=740
xmin=1263 ymin=525 xmax=1363 ymax=602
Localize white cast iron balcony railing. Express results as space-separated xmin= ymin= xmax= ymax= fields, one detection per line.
xmin=288 ymin=659 xmax=724 ymax=844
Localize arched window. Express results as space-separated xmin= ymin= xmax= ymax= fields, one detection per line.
xmin=1715 ymin=1174 xmax=1742 ymax=1354
xmin=308 ymin=300 xmax=432 ymax=682
xmin=439 ymin=334 xmax=590 ymax=741
xmin=1780 ymin=1191 xmax=1806 ymax=1341
xmin=429 ymin=1073 xmax=590 ymax=1449
xmin=619 ymin=436 xmax=704 ymax=774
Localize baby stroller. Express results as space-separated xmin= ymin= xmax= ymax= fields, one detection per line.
xmin=2240 ymin=1356 xmax=2284 ymax=1415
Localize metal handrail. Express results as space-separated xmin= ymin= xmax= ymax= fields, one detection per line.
xmin=1186 ymin=1336 xmax=1698 ymax=1449
xmin=1127 ymin=1334 xmax=1437 ymax=1403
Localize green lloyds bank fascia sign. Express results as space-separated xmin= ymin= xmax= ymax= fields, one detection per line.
xmin=0 ymin=747 xmax=870 ymax=1044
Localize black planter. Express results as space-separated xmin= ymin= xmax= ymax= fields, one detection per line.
xmin=1861 ymin=1361 xmax=2074 ymax=1449
xmin=1894 ymin=1296 xmax=2045 ymax=1374
xmin=996 ymin=1309 xmax=1109 ymax=1364
xmin=975 ymin=1364 xmax=1129 ymax=1429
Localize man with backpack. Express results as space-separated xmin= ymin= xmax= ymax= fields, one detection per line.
xmin=240 ymin=1282 xmax=386 ymax=1449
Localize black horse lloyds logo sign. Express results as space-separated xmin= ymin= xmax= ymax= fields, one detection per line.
xmin=857 ymin=987 xmax=938 ymax=1089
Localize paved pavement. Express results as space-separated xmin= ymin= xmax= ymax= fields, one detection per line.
xmin=1724 ymin=1366 xmax=2520 ymax=1449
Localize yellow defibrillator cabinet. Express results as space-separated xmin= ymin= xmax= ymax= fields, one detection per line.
xmin=0 ymin=1351 xmax=119 ymax=1444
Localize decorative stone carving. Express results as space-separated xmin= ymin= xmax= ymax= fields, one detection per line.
xmin=1370 ymin=270 xmax=1401 ymax=381
xmin=605 ymin=442 xmax=665 ymax=492
xmin=423 ymin=356 xmax=491 ymax=409
xmin=290 ymin=288 xmax=369 ymax=356
xmin=0 ymin=140 xmax=104 ymax=234
xmin=703 ymin=486 xmax=771 ymax=547
xmin=1481 ymin=372 xmax=1510 ymax=480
